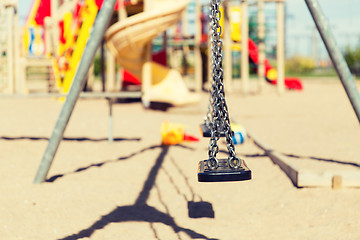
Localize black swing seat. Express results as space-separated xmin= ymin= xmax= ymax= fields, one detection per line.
xmin=198 ymin=159 xmax=251 ymax=182
xmin=200 ymin=123 xmax=233 ymax=138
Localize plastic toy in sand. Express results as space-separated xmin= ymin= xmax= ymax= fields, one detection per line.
xmin=231 ymin=123 xmax=247 ymax=145
xmin=161 ymin=121 xmax=199 ymax=145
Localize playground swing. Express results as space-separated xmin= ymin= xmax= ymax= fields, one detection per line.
xmin=197 ymin=0 xmax=251 ymax=182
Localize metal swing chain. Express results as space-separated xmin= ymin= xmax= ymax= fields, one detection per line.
xmin=204 ymin=25 xmax=215 ymax=127
xmin=204 ymin=84 xmax=214 ymax=127
xmin=208 ymin=0 xmax=241 ymax=170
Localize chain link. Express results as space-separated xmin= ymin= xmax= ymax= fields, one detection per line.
xmin=207 ymin=0 xmax=241 ymax=169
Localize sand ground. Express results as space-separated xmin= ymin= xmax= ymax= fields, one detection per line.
xmin=0 ymin=78 xmax=360 ymax=240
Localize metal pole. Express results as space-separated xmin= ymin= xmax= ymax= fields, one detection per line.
xmin=241 ymin=0 xmax=249 ymax=95
xmin=107 ymin=98 xmax=114 ymax=144
xmin=7 ymin=6 xmax=14 ymax=94
xmin=257 ymin=0 xmax=266 ymax=92
xmin=101 ymin=40 xmax=106 ymax=92
xmin=34 ymin=0 xmax=117 ymax=184
xmin=194 ymin=0 xmax=203 ymax=92
xmin=276 ymin=0 xmax=285 ymax=94
xmin=106 ymin=47 xmax=116 ymax=91
xmin=305 ymin=0 xmax=360 ymax=124
xmin=223 ymin=0 xmax=232 ymax=92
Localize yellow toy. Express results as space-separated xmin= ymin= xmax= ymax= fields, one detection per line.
xmin=161 ymin=121 xmax=199 ymax=145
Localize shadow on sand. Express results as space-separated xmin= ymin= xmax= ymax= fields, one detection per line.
xmin=58 ymin=145 xmax=217 ymax=240
xmin=283 ymin=153 xmax=360 ymax=168
xmin=162 ymin=157 xmax=215 ymax=219
xmin=46 ymin=144 xmax=158 ymax=183
xmin=0 ymin=136 xmax=141 ymax=142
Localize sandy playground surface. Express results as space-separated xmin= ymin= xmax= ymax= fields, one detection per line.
xmin=0 ymin=78 xmax=360 ymax=240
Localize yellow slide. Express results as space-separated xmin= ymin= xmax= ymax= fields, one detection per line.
xmin=105 ymin=0 xmax=199 ymax=106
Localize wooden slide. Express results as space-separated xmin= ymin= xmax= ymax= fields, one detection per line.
xmin=105 ymin=0 xmax=200 ymax=106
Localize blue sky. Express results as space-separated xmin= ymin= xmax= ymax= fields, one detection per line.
xmin=17 ymin=0 xmax=360 ymax=60
xmin=285 ymin=0 xmax=360 ymax=59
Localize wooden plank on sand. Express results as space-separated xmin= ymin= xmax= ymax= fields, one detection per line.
xmin=249 ymin=133 xmax=360 ymax=188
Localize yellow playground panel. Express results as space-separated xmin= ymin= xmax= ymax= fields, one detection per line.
xmin=59 ymin=0 xmax=99 ymax=94
xmin=23 ymin=0 xmax=100 ymax=93
xmin=219 ymin=6 xmax=242 ymax=43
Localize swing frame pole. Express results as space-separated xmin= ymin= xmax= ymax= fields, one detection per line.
xmin=33 ymin=0 xmax=117 ymax=184
xmin=305 ymin=0 xmax=360 ymax=124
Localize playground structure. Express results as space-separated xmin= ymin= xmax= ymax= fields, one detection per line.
xmin=0 ymin=0 xmax=305 ymax=100
xmin=0 ymin=1 xmax=18 ymax=94
xmin=0 ymin=0 xmax=103 ymax=95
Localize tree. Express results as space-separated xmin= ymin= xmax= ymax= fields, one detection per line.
xmin=344 ymin=45 xmax=360 ymax=77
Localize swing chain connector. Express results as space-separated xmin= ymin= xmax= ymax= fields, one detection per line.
xmin=228 ymin=156 xmax=242 ymax=169
xmin=207 ymin=157 xmax=219 ymax=170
